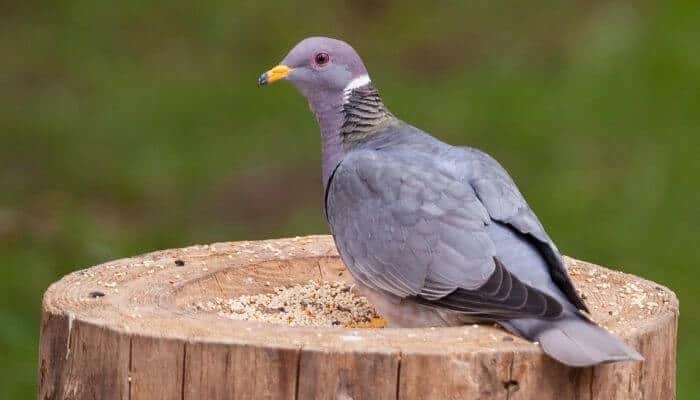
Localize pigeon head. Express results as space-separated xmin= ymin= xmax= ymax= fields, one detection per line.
xmin=259 ymin=37 xmax=390 ymax=187
xmin=258 ymin=37 xmax=370 ymax=100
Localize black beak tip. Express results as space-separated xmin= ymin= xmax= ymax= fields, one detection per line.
xmin=258 ymin=73 xmax=268 ymax=86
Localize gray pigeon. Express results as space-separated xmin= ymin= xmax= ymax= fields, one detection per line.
xmin=259 ymin=37 xmax=643 ymax=367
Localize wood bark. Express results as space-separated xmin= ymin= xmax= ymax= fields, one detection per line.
xmin=39 ymin=235 xmax=678 ymax=399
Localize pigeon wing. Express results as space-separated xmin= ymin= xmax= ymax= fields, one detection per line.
xmin=467 ymin=149 xmax=588 ymax=311
xmin=326 ymin=149 xmax=564 ymax=320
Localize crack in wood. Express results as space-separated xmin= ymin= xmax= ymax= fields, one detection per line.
xmin=65 ymin=312 xmax=75 ymax=360
xmin=54 ymin=314 xmax=74 ymax=400
xmin=316 ymin=260 xmax=325 ymax=281
xmin=212 ymin=274 xmax=226 ymax=297
xmin=128 ymin=337 xmax=133 ymax=400
xmin=294 ymin=345 xmax=303 ymax=400
xmin=181 ymin=343 xmax=187 ymax=400
xmin=505 ymin=352 xmax=515 ymax=400
xmin=639 ymin=342 xmax=646 ymax=399
xmin=395 ymin=352 xmax=402 ymax=400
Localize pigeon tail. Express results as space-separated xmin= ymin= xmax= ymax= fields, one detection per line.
xmin=502 ymin=312 xmax=644 ymax=367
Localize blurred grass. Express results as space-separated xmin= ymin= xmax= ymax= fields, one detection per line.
xmin=1 ymin=1 xmax=698 ymax=398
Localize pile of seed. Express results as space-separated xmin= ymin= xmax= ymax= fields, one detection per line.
xmin=566 ymin=258 xmax=673 ymax=331
xmin=189 ymin=281 xmax=379 ymax=327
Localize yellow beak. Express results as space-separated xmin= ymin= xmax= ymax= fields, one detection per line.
xmin=258 ymin=65 xmax=293 ymax=86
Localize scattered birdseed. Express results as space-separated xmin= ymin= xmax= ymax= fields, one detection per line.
xmin=565 ymin=257 xmax=673 ymax=331
xmin=190 ymin=281 xmax=380 ymax=327
xmin=180 ymin=258 xmax=672 ymax=331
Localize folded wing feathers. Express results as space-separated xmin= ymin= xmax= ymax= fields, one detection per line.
xmin=416 ymin=258 xmax=564 ymax=320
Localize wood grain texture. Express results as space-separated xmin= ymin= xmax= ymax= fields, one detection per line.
xmin=297 ymin=348 xmax=400 ymax=400
xmin=38 ymin=235 xmax=678 ymax=399
xmin=130 ymin=335 xmax=184 ymax=400
xmin=183 ymin=341 xmax=299 ymax=400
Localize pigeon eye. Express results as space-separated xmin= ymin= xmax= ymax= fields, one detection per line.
xmin=314 ymin=52 xmax=330 ymax=66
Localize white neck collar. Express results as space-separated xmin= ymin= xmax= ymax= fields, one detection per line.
xmin=342 ymin=74 xmax=371 ymax=102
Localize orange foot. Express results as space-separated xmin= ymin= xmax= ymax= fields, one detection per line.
xmin=345 ymin=317 xmax=388 ymax=329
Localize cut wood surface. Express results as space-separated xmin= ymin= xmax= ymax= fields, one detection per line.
xmin=39 ymin=235 xmax=678 ymax=399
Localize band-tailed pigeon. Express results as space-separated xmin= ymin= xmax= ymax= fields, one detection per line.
xmin=259 ymin=37 xmax=642 ymax=367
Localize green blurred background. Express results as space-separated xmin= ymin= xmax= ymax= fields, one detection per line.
xmin=1 ymin=1 xmax=698 ymax=398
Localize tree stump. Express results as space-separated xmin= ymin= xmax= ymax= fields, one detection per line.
xmin=39 ymin=235 xmax=678 ymax=399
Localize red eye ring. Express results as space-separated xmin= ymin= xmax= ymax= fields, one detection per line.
xmin=313 ymin=52 xmax=331 ymax=67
